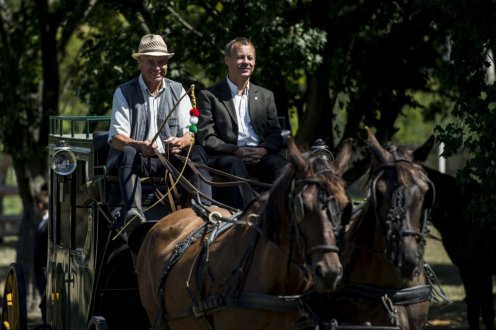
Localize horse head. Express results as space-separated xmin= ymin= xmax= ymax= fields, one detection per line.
xmin=263 ymin=137 xmax=353 ymax=293
xmin=366 ymin=127 xmax=435 ymax=279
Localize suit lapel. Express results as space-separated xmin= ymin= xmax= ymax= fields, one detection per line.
xmin=248 ymin=84 xmax=262 ymax=131
xmin=218 ymin=80 xmax=238 ymax=126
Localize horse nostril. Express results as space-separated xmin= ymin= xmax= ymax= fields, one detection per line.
xmin=313 ymin=262 xmax=343 ymax=291
xmin=314 ymin=264 xmax=325 ymax=280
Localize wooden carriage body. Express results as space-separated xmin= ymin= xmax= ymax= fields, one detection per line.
xmin=44 ymin=115 xmax=157 ymax=330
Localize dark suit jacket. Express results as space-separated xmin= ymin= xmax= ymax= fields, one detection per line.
xmin=34 ymin=217 xmax=48 ymax=295
xmin=197 ymin=79 xmax=283 ymax=154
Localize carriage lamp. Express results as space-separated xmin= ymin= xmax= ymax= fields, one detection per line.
xmin=51 ymin=141 xmax=77 ymax=176
xmin=311 ymin=139 xmax=334 ymax=161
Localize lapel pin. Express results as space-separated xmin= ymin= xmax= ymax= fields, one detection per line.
xmin=255 ymin=96 xmax=258 ymax=100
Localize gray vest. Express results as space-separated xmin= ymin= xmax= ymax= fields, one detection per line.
xmin=106 ymin=77 xmax=183 ymax=170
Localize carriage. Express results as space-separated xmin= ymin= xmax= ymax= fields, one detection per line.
xmin=2 ymin=116 xmax=157 ymax=329
xmin=1 ymin=116 xmax=442 ymax=330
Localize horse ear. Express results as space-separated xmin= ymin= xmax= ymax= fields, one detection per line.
xmin=365 ymin=126 xmax=391 ymax=163
xmin=412 ymin=135 xmax=435 ymax=163
xmin=287 ymin=137 xmax=308 ymax=172
xmin=332 ymin=138 xmax=353 ymax=176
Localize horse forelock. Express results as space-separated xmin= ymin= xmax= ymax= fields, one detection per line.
xmin=369 ymin=159 xmax=427 ymax=189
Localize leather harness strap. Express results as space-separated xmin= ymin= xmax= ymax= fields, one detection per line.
xmin=167 ymin=292 xmax=309 ymax=321
xmin=336 ymin=283 xmax=433 ymax=305
xmin=153 ymin=201 xmax=316 ymax=327
xmin=154 ymin=150 xmax=239 ymax=211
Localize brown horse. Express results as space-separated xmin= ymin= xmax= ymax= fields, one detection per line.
xmin=137 ymin=138 xmax=353 ymax=329
xmin=413 ymin=136 xmax=495 ymax=330
xmin=332 ymin=127 xmax=435 ymax=329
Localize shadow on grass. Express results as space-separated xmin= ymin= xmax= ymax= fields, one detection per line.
xmin=428 ymin=295 xmax=496 ymax=329
xmin=429 ymin=264 xmax=463 ymax=286
xmin=429 ymin=299 xmax=468 ymax=329
xmin=427 ymin=262 xmax=496 ymax=329
xmin=427 ymin=261 xmax=466 ymax=328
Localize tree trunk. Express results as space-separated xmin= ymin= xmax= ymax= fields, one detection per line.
xmin=13 ymin=156 xmax=46 ymax=304
xmin=296 ymin=65 xmax=333 ymax=146
xmin=0 ymin=155 xmax=11 ymax=217
xmin=295 ymin=0 xmax=335 ymax=147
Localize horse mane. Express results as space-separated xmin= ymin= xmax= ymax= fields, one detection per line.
xmin=345 ymin=201 xmax=374 ymax=254
xmin=259 ymin=162 xmax=295 ymax=242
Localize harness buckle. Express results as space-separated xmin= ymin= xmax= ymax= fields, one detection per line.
xmin=208 ymin=211 xmax=222 ymax=224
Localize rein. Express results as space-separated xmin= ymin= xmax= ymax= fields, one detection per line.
xmin=149 ymin=151 xmax=273 ymax=214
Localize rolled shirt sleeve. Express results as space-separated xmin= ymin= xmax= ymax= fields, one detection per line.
xmin=108 ymin=88 xmax=131 ymax=141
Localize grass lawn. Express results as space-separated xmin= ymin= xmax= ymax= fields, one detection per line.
xmin=425 ymin=228 xmax=496 ymax=329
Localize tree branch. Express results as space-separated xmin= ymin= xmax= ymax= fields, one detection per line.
xmin=165 ymin=5 xmax=203 ymax=38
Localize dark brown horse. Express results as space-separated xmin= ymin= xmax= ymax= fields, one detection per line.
xmin=137 ymin=138 xmax=353 ymax=329
xmin=413 ymin=136 xmax=495 ymax=330
xmin=333 ymin=127 xmax=435 ymax=329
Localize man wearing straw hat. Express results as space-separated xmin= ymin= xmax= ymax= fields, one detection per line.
xmin=107 ymin=34 xmax=212 ymax=238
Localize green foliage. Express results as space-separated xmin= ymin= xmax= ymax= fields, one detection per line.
xmin=433 ymin=0 xmax=496 ymax=228
xmin=0 ymin=1 xmax=43 ymax=157
xmin=1 ymin=0 xmax=495 ymax=228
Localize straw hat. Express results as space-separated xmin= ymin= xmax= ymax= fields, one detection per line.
xmin=131 ymin=34 xmax=175 ymax=60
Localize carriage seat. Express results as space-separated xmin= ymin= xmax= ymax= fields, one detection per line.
xmin=92 ymin=131 xmax=176 ymax=210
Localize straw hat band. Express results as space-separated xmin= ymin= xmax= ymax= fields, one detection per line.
xmin=140 ymin=47 xmax=170 ymax=53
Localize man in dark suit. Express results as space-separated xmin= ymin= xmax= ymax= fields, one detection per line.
xmin=197 ymin=37 xmax=288 ymax=209
xmin=33 ymin=190 xmax=49 ymax=324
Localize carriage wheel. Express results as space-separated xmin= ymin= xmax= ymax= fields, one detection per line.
xmin=86 ymin=316 xmax=108 ymax=330
xmin=1 ymin=263 xmax=27 ymax=330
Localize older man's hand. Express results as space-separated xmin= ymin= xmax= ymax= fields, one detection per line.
xmin=164 ymin=133 xmax=194 ymax=154
xmin=139 ymin=140 xmax=157 ymax=157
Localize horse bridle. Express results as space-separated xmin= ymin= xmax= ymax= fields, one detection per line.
xmin=369 ymin=161 xmax=435 ymax=268
xmin=289 ymin=170 xmax=347 ymax=263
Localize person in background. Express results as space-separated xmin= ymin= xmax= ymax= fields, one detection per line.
xmin=197 ymin=37 xmax=287 ymax=209
xmin=33 ymin=190 xmax=49 ymax=324
xmin=106 ymin=34 xmax=212 ymax=237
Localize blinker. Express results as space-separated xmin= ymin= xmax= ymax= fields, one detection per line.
xmin=292 ymin=194 xmax=305 ymax=223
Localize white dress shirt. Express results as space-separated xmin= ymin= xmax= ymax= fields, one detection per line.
xmin=226 ymin=77 xmax=260 ymax=146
